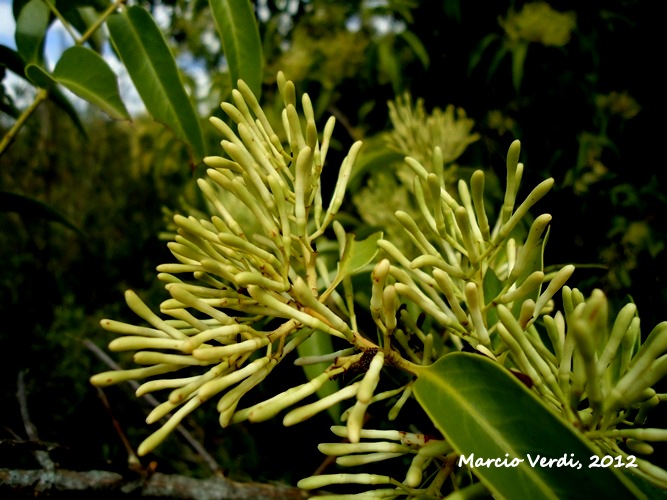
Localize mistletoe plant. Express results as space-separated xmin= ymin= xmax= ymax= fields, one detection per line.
xmin=91 ymin=73 xmax=667 ymax=498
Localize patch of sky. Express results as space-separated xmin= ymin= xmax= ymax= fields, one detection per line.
xmin=0 ymin=1 xmax=219 ymax=118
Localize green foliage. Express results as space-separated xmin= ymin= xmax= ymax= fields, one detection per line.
xmin=15 ymin=0 xmax=50 ymax=65
xmin=0 ymin=190 xmax=82 ymax=234
xmin=1 ymin=0 xmax=263 ymax=162
xmin=1 ymin=0 xmax=664 ymax=498
xmin=414 ymin=353 xmax=642 ymax=499
xmin=107 ymin=5 xmax=205 ymax=160
xmin=38 ymin=46 xmax=130 ymax=120
xmin=208 ymin=0 xmax=263 ymax=99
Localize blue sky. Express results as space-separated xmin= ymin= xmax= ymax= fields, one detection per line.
xmin=1 ymin=0 xmax=218 ymax=116
xmin=0 ymin=0 xmax=146 ymax=114
xmin=1 ymin=0 xmax=17 ymax=49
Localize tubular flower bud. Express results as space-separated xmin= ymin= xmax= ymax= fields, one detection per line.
xmin=90 ymin=73 xmax=370 ymax=457
xmin=496 ymin=271 xmax=544 ymax=305
xmin=382 ymin=285 xmax=399 ymax=334
xmin=348 ymin=351 xmax=386 ymax=443
xmin=246 ymin=369 xmax=342 ymax=422
xmin=297 ymin=473 xmax=393 ymax=490
xmin=470 ymin=170 xmax=491 ymax=241
xmin=283 ymin=383 xmax=360 ymax=427
xmin=534 ymin=265 xmax=575 ymax=317
xmin=465 ymin=282 xmax=489 ymax=346
xmin=87 ymin=68 xmax=667 ymax=497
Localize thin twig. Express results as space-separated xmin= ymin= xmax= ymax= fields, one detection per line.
xmin=95 ymin=386 xmax=142 ymax=468
xmin=0 ymin=89 xmax=49 ymax=156
xmin=83 ymin=339 xmax=223 ymax=475
xmin=78 ymin=0 xmax=128 ymax=45
xmin=17 ymin=371 xmax=55 ymax=486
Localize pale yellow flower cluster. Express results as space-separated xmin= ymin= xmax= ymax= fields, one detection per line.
xmin=387 ymin=93 xmax=479 ymax=173
xmin=500 ymin=2 xmax=576 ymax=47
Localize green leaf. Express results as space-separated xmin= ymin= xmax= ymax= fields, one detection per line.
xmin=23 ymin=63 xmax=87 ymax=137
xmin=324 ymin=231 xmax=382 ymax=298
xmin=12 ymin=0 xmax=31 ymax=20
xmin=468 ymin=33 xmax=498 ymax=76
xmin=413 ymin=352 xmax=645 ymax=500
xmin=398 ymin=30 xmax=429 ymax=69
xmin=377 ymin=35 xmax=401 ymax=94
xmin=344 ymin=231 xmax=383 ymax=275
xmin=51 ymin=46 xmax=129 ymax=120
xmin=24 ymin=62 xmax=56 ymax=88
xmin=5 ymin=44 xmax=85 ymax=135
xmin=0 ymin=44 xmax=27 ymax=76
xmin=208 ymin=0 xmax=263 ymax=98
xmin=0 ymin=191 xmax=82 ymax=235
xmin=511 ymin=41 xmax=529 ymax=92
xmin=296 ymin=329 xmax=339 ymax=420
xmin=107 ymin=6 xmax=205 ymax=161
xmin=442 ymin=0 xmax=461 ymax=22
xmin=482 ymin=267 xmax=503 ymax=327
xmin=15 ymin=0 xmax=51 ymax=65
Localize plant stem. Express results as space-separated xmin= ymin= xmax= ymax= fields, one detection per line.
xmin=44 ymin=0 xmax=79 ymax=42
xmin=0 ymin=88 xmax=49 ymax=157
xmin=78 ymin=0 xmax=127 ymax=45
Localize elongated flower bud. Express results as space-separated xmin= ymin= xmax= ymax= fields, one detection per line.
xmin=465 ymin=282 xmax=489 ymax=346
xmin=283 ymin=383 xmax=360 ymax=427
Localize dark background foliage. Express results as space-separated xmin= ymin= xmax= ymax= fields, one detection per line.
xmin=1 ymin=0 xmax=664 ymax=486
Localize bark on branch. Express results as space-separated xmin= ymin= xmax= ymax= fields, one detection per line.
xmin=0 ymin=467 xmax=310 ymax=499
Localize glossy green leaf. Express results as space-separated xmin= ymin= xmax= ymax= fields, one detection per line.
xmin=12 ymin=0 xmax=31 ymax=20
xmin=107 ymin=6 xmax=205 ymax=161
xmin=344 ymin=231 xmax=383 ymax=275
xmin=0 ymin=191 xmax=82 ymax=235
xmin=51 ymin=46 xmax=129 ymax=120
xmin=208 ymin=0 xmax=263 ymax=98
xmin=24 ymin=62 xmax=56 ymax=88
xmin=15 ymin=0 xmax=50 ymax=65
xmin=413 ymin=352 xmax=644 ymax=499
xmin=22 ymin=63 xmax=87 ymax=137
xmin=324 ymin=231 xmax=382 ymax=299
xmin=483 ymin=267 xmax=503 ymax=327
